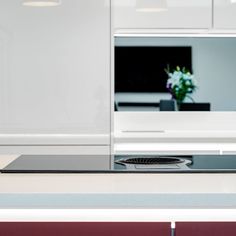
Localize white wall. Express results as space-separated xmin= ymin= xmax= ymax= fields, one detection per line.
xmin=115 ymin=37 xmax=236 ymax=111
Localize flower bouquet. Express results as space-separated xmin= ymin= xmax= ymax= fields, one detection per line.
xmin=165 ymin=66 xmax=197 ymax=109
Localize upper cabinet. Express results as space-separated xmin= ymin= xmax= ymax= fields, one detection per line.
xmin=113 ymin=0 xmax=212 ymax=30
xmin=0 ymin=0 xmax=111 ymax=146
xmin=214 ymin=0 xmax=236 ymax=29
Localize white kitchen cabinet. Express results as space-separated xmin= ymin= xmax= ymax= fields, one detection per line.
xmin=214 ymin=0 xmax=236 ymax=29
xmin=0 ymin=0 xmax=111 ymax=146
xmin=113 ymin=0 xmax=212 ymax=30
xmin=114 ymin=112 xmax=236 ymax=153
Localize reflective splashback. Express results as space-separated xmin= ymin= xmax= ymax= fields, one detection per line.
xmin=115 ymin=37 xmax=236 ymax=112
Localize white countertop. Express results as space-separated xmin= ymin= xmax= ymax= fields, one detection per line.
xmin=1 ymin=155 xmax=236 ymax=221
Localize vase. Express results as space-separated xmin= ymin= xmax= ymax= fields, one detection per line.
xmin=176 ymin=100 xmax=182 ymax=111
xmin=172 ymin=99 xmax=184 ymax=111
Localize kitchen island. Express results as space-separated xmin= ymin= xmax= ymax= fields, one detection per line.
xmin=0 ymin=155 xmax=236 ymax=223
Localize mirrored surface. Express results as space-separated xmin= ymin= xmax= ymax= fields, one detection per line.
xmin=115 ymin=37 xmax=236 ymax=112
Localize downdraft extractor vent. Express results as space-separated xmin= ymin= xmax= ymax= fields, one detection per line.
xmin=115 ymin=156 xmax=193 ymax=170
xmin=118 ymin=157 xmax=184 ymax=165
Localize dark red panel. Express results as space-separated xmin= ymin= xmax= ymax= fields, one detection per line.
xmin=0 ymin=223 xmax=112 ymax=236
xmin=110 ymin=222 xmax=171 ymax=236
xmin=176 ymin=222 xmax=236 ymax=236
xmin=0 ymin=222 xmax=171 ymax=236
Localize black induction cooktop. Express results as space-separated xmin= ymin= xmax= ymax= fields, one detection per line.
xmin=2 ymin=155 xmax=236 ymax=173
xmin=1 ymin=155 xmax=111 ymax=173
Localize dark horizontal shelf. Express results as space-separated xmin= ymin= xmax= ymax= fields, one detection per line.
xmin=117 ymin=102 xmax=211 ymax=111
xmin=118 ymin=102 xmax=160 ymax=107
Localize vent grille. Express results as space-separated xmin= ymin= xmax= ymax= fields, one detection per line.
xmin=119 ymin=157 xmax=184 ymax=165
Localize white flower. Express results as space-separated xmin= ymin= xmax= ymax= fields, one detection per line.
xmin=183 ymin=74 xmax=190 ymax=80
xmin=185 ymin=80 xmax=191 ymax=86
xmin=165 ymin=66 xmax=196 ymax=101
xmin=172 ymin=71 xmax=182 ymax=80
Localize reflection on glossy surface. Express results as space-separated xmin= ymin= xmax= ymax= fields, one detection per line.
xmin=113 ymin=0 xmax=212 ymax=29
xmin=115 ymin=37 xmax=236 ymax=112
xmin=22 ymin=0 xmax=61 ymax=7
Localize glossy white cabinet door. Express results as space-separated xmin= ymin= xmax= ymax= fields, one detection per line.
xmin=214 ymin=0 xmax=236 ymax=29
xmin=0 ymin=0 xmax=110 ymax=145
xmin=113 ymin=0 xmax=212 ymax=30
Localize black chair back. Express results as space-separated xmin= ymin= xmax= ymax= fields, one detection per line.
xmin=159 ymin=100 xmax=176 ymax=111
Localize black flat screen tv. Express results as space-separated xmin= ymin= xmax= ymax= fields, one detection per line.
xmin=115 ymin=46 xmax=192 ymax=93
